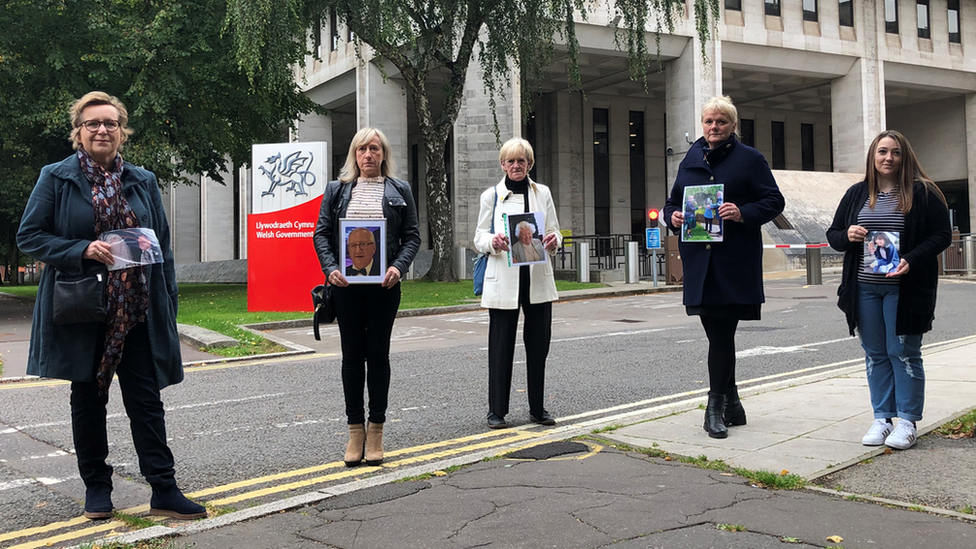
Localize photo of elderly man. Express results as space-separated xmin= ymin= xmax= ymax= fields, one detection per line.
xmin=345 ymin=227 xmax=381 ymax=277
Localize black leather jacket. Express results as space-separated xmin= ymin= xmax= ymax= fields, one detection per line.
xmin=313 ymin=177 xmax=421 ymax=278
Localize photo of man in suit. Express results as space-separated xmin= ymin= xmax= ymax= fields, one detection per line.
xmin=345 ymin=227 xmax=381 ymax=277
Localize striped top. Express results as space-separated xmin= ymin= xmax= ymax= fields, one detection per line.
xmin=346 ymin=177 xmax=385 ymax=219
xmin=856 ymin=191 xmax=905 ymax=285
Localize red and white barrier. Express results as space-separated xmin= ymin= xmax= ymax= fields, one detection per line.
xmin=763 ymin=243 xmax=829 ymax=249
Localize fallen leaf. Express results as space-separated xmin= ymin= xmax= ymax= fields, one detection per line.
xmin=432 ymin=470 xmax=447 ymax=477
xmin=664 ymin=456 xmax=672 ymax=461
xmin=35 ymin=502 xmax=48 ymax=508
xmin=780 ymin=469 xmax=790 ymax=476
xmin=826 ymin=535 xmax=843 ymax=543
xmin=883 ymin=447 xmax=893 ymax=455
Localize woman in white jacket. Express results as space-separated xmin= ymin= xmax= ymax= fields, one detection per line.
xmin=473 ymin=138 xmax=562 ymax=429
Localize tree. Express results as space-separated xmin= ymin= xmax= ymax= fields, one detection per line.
xmin=0 ymin=0 xmax=324 ymax=282
xmin=226 ymin=0 xmax=720 ymax=281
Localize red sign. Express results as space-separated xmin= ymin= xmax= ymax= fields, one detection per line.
xmin=247 ymin=197 xmax=323 ymax=312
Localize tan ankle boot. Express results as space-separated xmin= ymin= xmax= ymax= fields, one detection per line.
xmin=344 ymin=424 xmax=365 ymax=467
xmin=365 ymin=421 xmax=384 ymax=466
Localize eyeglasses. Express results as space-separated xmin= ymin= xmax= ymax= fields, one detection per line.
xmin=348 ymin=242 xmax=375 ymax=250
xmin=82 ymin=120 xmax=120 ymax=132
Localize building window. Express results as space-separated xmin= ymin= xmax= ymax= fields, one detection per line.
xmin=948 ymin=0 xmax=961 ymax=43
xmin=740 ymin=119 xmax=755 ymax=148
xmin=312 ymin=16 xmax=322 ymax=56
xmin=726 ymin=0 xmax=741 ymax=10
xmin=629 ymin=112 xmax=646 ymax=238
xmin=765 ymin=0 xmax=781 ymax=17
xmin=839 ymin=0 xmax=854 ymax=27
xmin=886 ymin=0 xmax=899 ymax=34
xmin=771 ymin=121 xmax=786 ymax=170
xmin=801 ymin=124 xmax=815 ymax=171
xmin=330 ymin=10 xmax=339 ymax=51
xmin=917 ymin=0 xmax=930 ymax=38
xmin=803 ymin=0 xmax=818 ymax=21
xmin=593 ymin=109 xmax=610 ymax=236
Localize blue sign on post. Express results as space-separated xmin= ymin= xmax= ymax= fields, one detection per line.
xmin=645 ymin=228 xmax=661 ymax=249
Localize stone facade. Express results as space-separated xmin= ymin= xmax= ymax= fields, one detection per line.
xmin=170 ymin=0 xmax=976 ymax=273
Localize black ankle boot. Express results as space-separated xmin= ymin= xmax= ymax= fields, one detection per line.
xmin=149 ymin=485 xmax=207 ymax=520
xmin=704 ymin=392 xmax=728 ymax=438
xmin=724 ymin=385 xmax=747 ymax=427
xmin=83 ymin=483 xmax=114 ymax=520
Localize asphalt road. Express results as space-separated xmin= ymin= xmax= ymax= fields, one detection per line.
xmin=2 ymin=274 xmax=975 ymax=537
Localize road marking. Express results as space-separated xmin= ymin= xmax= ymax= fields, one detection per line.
xmin=5 ymin=333 xmax=975 ymax=547
xmin=735 ymin=336 xmax=856 ymax=358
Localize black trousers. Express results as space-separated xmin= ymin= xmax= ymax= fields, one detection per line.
xmin=70 ymin=322 xmax=176 ymax=490
xmin=487 ymin=271 xmax=552 ymax=417
xmin=699 ymin=315 xmax=739 ymax=393
xmin=333 ymin=282 xmax=401 ymax=425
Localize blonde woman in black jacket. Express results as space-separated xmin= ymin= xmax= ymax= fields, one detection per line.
xmin=826 ymin=130 xmax=950 ymax=451
xmin=313 ymin=127 xmax=420 ymax=467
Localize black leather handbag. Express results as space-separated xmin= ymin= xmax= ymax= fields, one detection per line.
xmin=52 ymin=264 xmax=109 ymax=325
xmin=311 ymin=282 xmax=336 ymax=340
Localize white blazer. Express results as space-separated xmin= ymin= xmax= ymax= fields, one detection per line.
xmin=473 ymin=177 xmax=562 ymax=309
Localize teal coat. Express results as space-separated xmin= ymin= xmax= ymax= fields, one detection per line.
xmin=16 ymin=155 xmax=183 ymax=388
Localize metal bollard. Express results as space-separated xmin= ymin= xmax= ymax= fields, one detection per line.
xmin=576 ymin=242 xmax=590 ymax=283
xmin=805 ymin=246 xmax=822 ymax=285
xmin=457 ymin=246 xmax=468 ymax=280
xmin=965 ymin=236 xmax=975 ymax=276
xmin=625 ymin=241 xmax=639 ymax=284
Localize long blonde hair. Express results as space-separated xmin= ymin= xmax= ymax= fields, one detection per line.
xmin=339 ymin=127 xmax=396 ymax=182
xmin=864 ymin=130 xmax=946 ymax=212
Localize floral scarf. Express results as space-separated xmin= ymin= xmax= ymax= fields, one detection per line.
xmin=78 ymin=148 xmax=150 ymax=395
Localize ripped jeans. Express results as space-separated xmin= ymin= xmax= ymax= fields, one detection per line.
xmin=856 ymin=283 xmax=924 ymax=421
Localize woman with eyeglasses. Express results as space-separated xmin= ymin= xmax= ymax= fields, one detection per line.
xmin=17 ymin=92 xmax=205 ymax=520
xmin=313 ymin=127 xmax=421 ymax=467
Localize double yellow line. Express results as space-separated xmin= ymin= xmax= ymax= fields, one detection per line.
xmin=2 ymin=428 xmax=545 ymax=549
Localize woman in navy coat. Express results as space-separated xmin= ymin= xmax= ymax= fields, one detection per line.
xmin=17 ymin=92 xmax=205 ymax=520
xmin=664 ymin=96 xmax=785 ymax=439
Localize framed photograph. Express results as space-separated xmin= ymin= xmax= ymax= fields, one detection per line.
xmin=681 ymin=184 xmax=724 ymax=243
xmin=863 ymin=231 xmax=900 ymax=275
xmin=339 ymin=218 xmax=386 ymax=284
xmin=98 ymin=228 xmax=163 ymax=271
xmin=503 ymin=211 xmax=548 ymax=266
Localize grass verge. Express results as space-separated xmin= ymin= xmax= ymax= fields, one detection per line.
xmin=2 ymin=280 xmax=604 ymax=358
xmin=934 ymin=408 xmax=976 ymax=438
xmin=585 ymin=435 xmax=807 ymax=490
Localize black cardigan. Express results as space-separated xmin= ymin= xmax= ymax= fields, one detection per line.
xmin=826 ymin=181 xmax=951 ymax=336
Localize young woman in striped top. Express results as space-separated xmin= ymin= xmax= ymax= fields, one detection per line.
xmin=827 ymin=130 xmax=951 ymax=450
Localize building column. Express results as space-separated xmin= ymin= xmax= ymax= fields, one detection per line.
xmin=665 ymin=37 xmax=722 ymax=187
xmin=453 ymin=64 xmax=519 ymax=248
xmin=550 ymin=91 xmax=586 ymax=235
xmin=830 ymin=0 xmax=884 ymax=173
xmin=830 ymin=58 xmax=885 ymax=174
xmin=357 ymin=60 xmax=408 ymax=177
xmin=966 ymin=93 xmax=976 ymax=232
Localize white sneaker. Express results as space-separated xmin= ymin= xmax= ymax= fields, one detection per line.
xmin=885 ymin=420 xmax=917 ymax=450
xmin=861 ymin=419 xmax=893 ymax=446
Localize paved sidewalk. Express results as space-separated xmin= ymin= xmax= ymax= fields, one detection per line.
xmin=95 ymin=337 xmax=976 ymax=549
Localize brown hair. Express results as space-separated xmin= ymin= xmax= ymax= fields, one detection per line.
xmin=863 ymin=130 xmax=946 ymax=212
xmin=68 ymin=91 xmax=133 ymax=151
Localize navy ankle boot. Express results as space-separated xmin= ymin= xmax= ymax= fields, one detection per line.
xmin=149 ymin=485 xmax=207 ymax=520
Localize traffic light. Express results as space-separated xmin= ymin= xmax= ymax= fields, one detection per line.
xmin=647 ymin=208 xmax=660 ymax=224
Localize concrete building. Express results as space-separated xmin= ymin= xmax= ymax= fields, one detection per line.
xmin=168 ymin=0 xmax=976 ymax=274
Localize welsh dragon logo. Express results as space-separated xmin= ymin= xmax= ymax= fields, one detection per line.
xmin=258 ymin=151 xmax=317 ymax=197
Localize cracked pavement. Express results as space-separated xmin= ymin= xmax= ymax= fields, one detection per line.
xmin=176 ymin=444 xmax=975 ymax=549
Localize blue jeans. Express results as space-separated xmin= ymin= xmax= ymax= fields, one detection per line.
xmin=856 ymin=283 xmax=924 ymax=421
